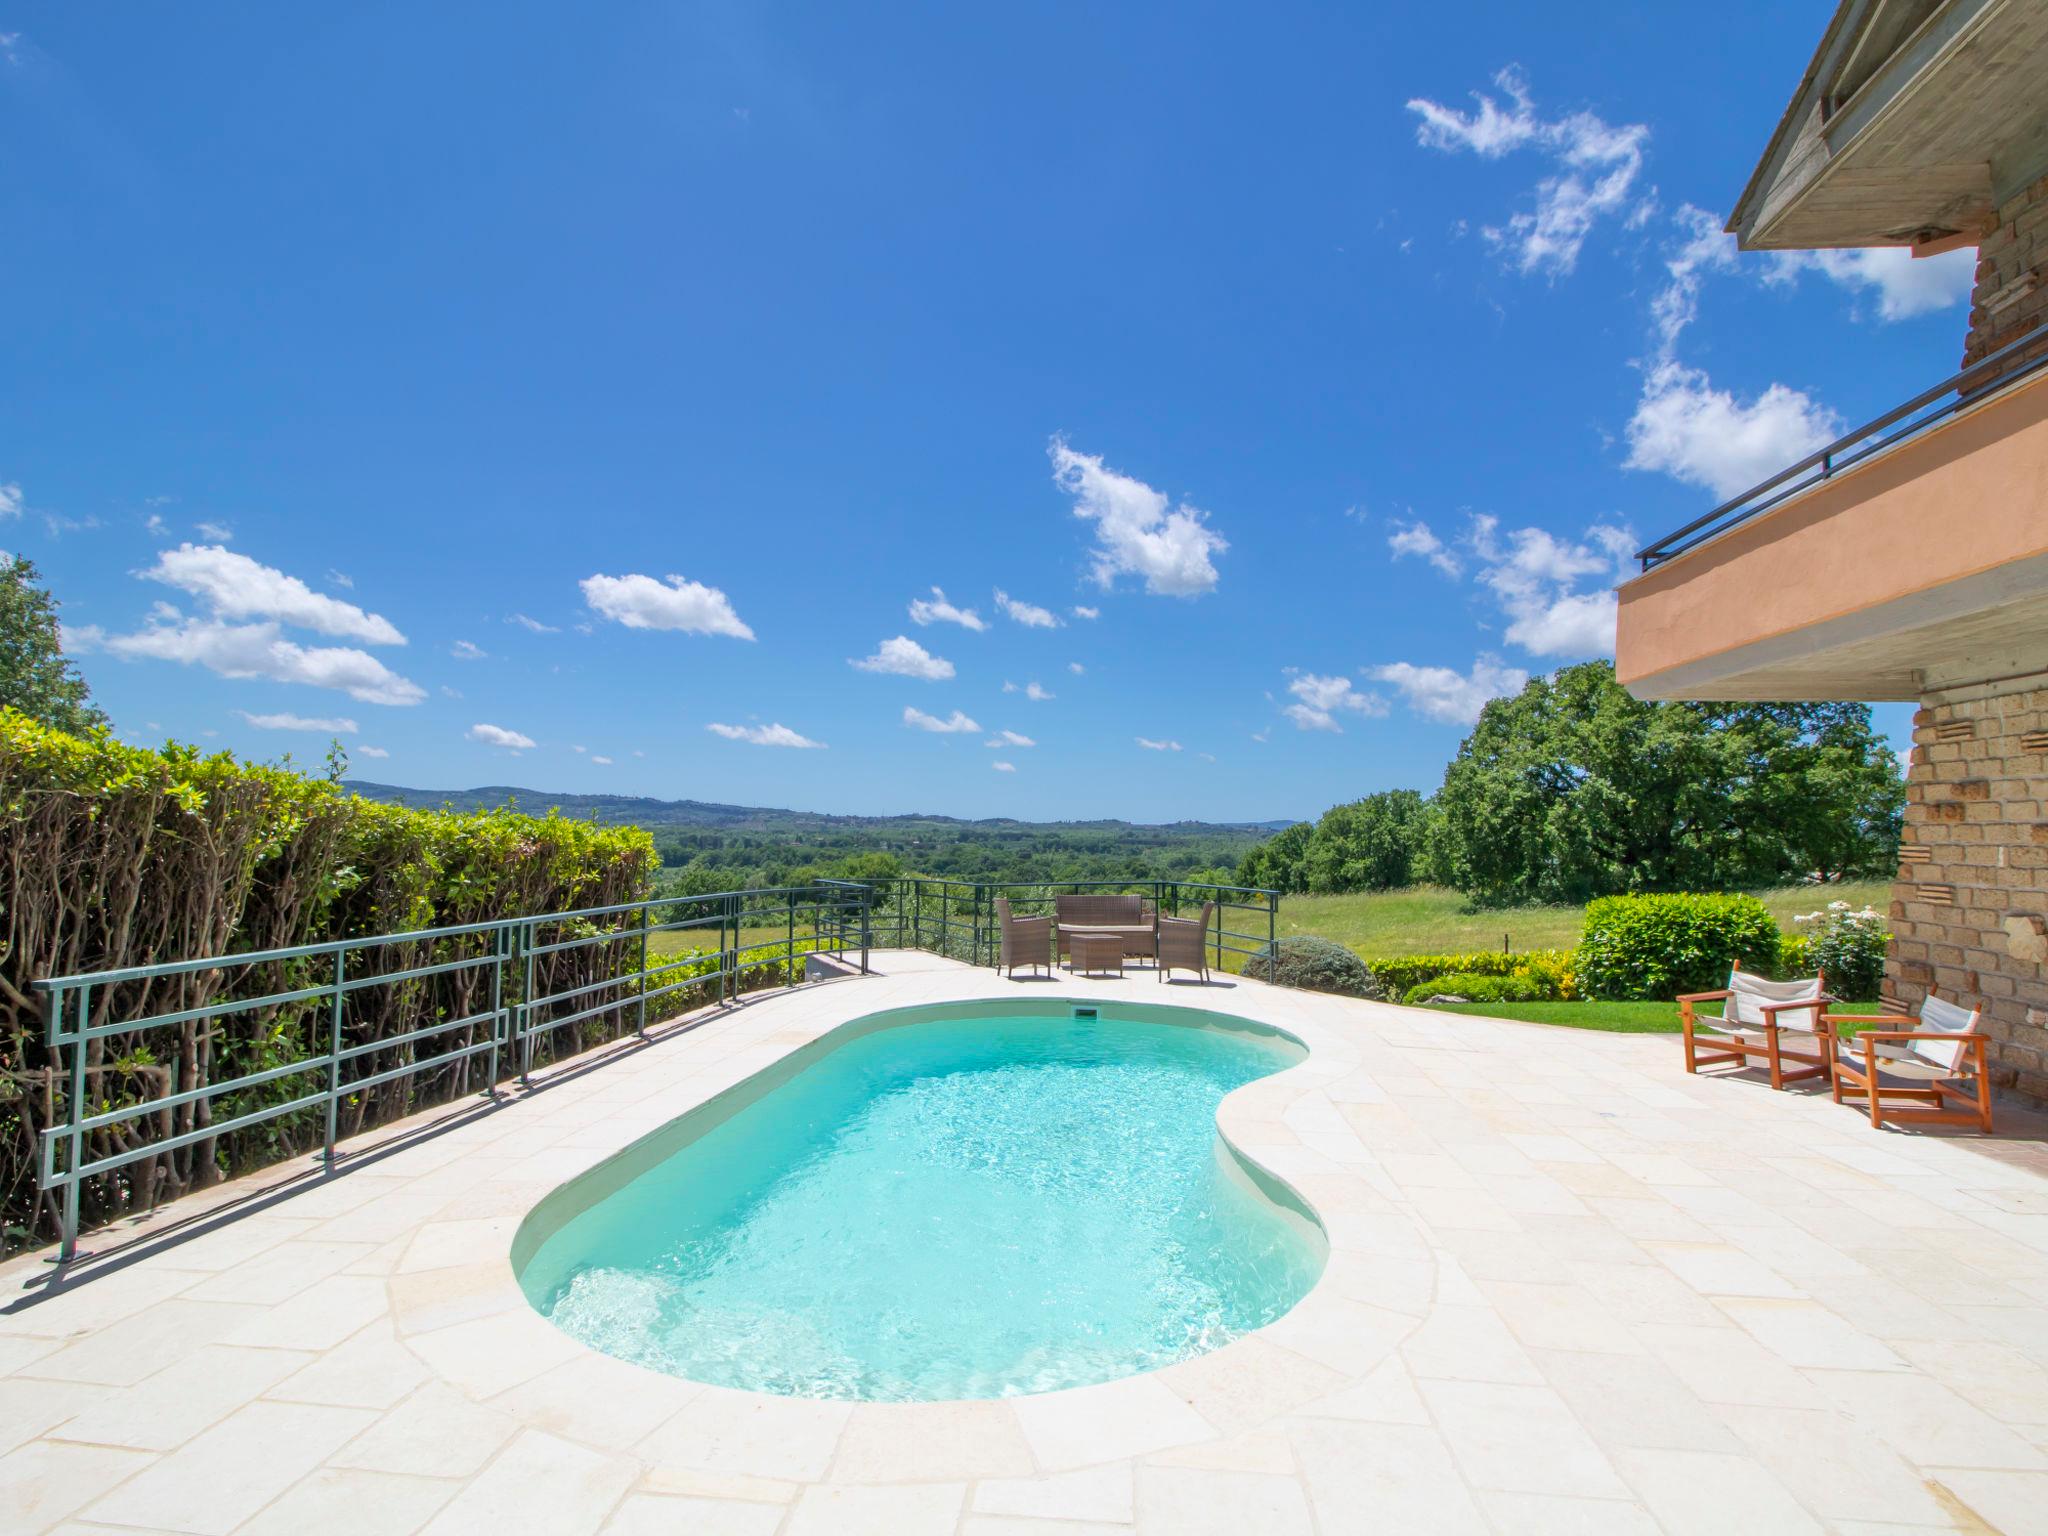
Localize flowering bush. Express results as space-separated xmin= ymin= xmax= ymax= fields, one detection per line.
xmin=1792 ymin=900 xmax=1889 ymax=999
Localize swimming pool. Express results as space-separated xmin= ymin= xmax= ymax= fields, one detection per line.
xmin=512 ymin=998 xmax=1326 ymax=1402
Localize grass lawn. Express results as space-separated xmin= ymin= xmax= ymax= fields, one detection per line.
xmin=1269 ymin=880 xmax=1891 ymax=958
xmin=1419 ymin=997 xmax=1883 ymax=1033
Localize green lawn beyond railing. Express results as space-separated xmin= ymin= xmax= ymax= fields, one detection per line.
xmin=26 ymin=876 xmax=1277 ymax=1262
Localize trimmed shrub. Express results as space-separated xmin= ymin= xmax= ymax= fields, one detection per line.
xmin=1575 ymin=892 xmax=1779 ymax=1001
xmin=1244 ymin=936 xmax=1384 ymax=999
xmin=1402 ymin=971 xmax=1545 ymax=1006
xmin=1789 ymin=900 xmax=1889 ymax=998
xmin=1366 ymin=949 xmax=1575 ymax=999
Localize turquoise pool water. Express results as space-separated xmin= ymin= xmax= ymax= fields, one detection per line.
xmin=514 ymin=1000 xmax=1326 ymax=1401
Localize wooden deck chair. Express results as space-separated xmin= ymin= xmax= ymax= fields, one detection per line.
xmin=1829 ymin=990 xmax=1993 ymax=1134
xmin=1678 ymin=962 xmax=1834 ymax=1089
xmin=994 ymin=897 xmax=1052 ymax=978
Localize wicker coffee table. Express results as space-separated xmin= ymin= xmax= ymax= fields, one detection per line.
xmin=1068 ymin=930 xmax=1125 ymax=977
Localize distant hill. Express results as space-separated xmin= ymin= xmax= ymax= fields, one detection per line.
xmin=342 ymin=780 xmax=1295 ymax=840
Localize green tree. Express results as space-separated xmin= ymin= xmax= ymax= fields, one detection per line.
xmin=1433 ymin=661 xmax=1903 ymax=906
xmin=1301 ymin=790 xmax=1430 ymax=893
xmin=1238 ymin=820 xmax=1314 ymax=893
xmin=0 ymin=557 xmax=107 ymax=736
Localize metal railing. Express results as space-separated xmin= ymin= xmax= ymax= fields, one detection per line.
xmin=33 ymin=881 xmax=873 ymax=1262
xmin=862 ymin=877 xmax=1280 ymax=972
xmin=1636 ymin=322 xmax=2048 ymax=570
xmin=30 ymin=874 xmax=1280 ymax=1263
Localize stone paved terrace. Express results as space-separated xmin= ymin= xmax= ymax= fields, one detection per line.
xmin=6 ymin=953 xmax=2048 ymax=1536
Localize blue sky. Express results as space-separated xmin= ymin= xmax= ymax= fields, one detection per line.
xmin=2 ymin=3 xmax=1953 ymax=823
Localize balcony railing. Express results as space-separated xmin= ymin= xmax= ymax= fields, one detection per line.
xmin=1636 ymin=323 xmax=2048 ymax=571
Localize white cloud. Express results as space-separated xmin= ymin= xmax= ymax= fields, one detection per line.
xmin=1408 ymin=66 xmax=1647 ymax=276
xmin=1136 ymin=737 xmax=1183 ymax=752
xmin=0 ymin=483 xmax=21 ymax=520
xmin=195 ymin=520 xmax=233 ymax=542
xmin=467 ymin=722 xmax=536 ymax=750
xmin=1387 ymin=519 xmax=1463 ymax=577
xmin=992 ymin=760 xmax=1017 ymax=773
xmin=707 ymin=721 xmax=825 ymax=749
xmin=1625 ymin=361 xmax=1840 ymax=501
xmin=354 ymin=744 xmax=390 ymax=759
xmin=904 ymin=706 xmax=982 ymax=734
xmin=144 ymin=513 xmax=168 ymax=537
xmin=851 ymin=635 xmax=954 ymax=680
xmin=1465 ymin=514 xmax=1635 ymax=656
xmin=1071 ymin=605 xmax=1099 ymax=620
xmin=591 ymin=754 xmax=614 ymax=765
xmin=140 ymin=545 xmax=405 ymax=644
xmin=451 ymin=639 xmax=487 ymax=661
xmin=1049 ymin=439 xmax=1227 ymax=596
xmin=580 ymin=572 xmax=754 ymax=639
xmin=994 ymin=589 xmax=1061 ymax=628
xmin=74 ymin=616 xmax=427 ymax=705
xmin=1770 ymin=244 xmax=1974 ymax=322
xmin=1024 ymin=681 xmax=1053 ymax=702
xmin=1067 ymin=661 xmax=1085 ymax=674
xmin=985 ymin=728 xmax=1035 ymax=747
xmin=508 ymin=613 xmax=558 ymax=633
xmin=572 ymin=744 xmax=586 ymax=753
xmin=1282 ymin=672 xmax=1388 ymax=733
xmin=327 ymin=569 xmax=353 ymax=589
xmin=241 ymin=710 xmax=359 ymax=732
xmin=1650 ymin=204 xmax=1739 ymax=354
xmin=907 ymin=587 xmax=987 ymax=631
xmin=1370 ymin=656 xmax=1528 ymax=724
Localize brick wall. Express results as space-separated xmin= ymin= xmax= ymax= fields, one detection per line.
xmin=1890 ymin=676 xmax=2048 ymax=1104
xmin=1963 ymin=172 xmax=2048 ymax=383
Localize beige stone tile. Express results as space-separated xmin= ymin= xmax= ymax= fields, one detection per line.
xmin=1716 ymin=1297 xmax=1908 ymax=1371
xmin=236 ymin=1467 xmax=456 ymax=1536
xmin=1634 ymin=1322 xmax=1827 ymax=1409
xmin=632 ymin=1466 xmax=799 ymax=1504
xmin=82 ymin=1399 xmax=376 ymax=1535
xmin=486 ymin=1352 xmax=699 ymax=1450
xmin=32 ymin=1300 xmax=267 ymax=1386
xmin=229 ymin=1274 xmax=393 ymax=1351
xmin=330 ymin=1380 xmax=520 ymax=1477
xmin=1534 ymin=1347 xmax=1742 ymax=1455
xmin=1011 ymin=1373 xmax=1217 ymax=1470
xmin=1156 ymin=1334 xmax=1350 ymax=1437
xmin=0 ymin=1439 xmax=155 ymax=1533
xmin=970 ymin=1463 xmax=1134 ymax=1524
xmin=0 ymin=1331 xmax=67 ymax=1375
xmin=397 ymin=1218 xmax=521 ymax=1274
xmin=1293 ymin=1355 xmax=1431 ymax=1426
xmin=1399 ymin=1302 xmax=1544 ymax=1386
xmin=268 ymin=1319 xmax=432 ymax=1409
xmin=1805 ymin=1368 xmax=2048 ymax=1471
xmin=783 ymin=1482 xmax=966 ymax=1536
xmin=418 ymin=1429 xmax=638 ymax=1536
xmin=1922 ymin=1468 xmax=2048 ymax=1535
xmin=1134 ymin=1465 xmax=1311 ymax=1535
xmin=600 ymin=1493 xmax=785 ymax=1536
xmin=0 ymin=1375 xmax=110 ymax=1457
xmin=47 ymin=1343 xmax=314 ymax=1452
xmin=403 ymin=1309 xmax=586 ymax=1398
xmin=1642 ymin=1240 xmax=1806 ymax=1299
xmin=1473 ymin=1490 xmax=1664 ymax=1534
xmin=636 ymin=1387 xmax=852 ymax=1482
xmin=961 ymin=1519 xmax=1130 ymax=1536
xmin=829 ymin=1399 xmax=1033 ymax=1483
xmin=1611 ymin=1447 xmax=1821 ymax=1535
xmin=1286 ymin=1417 xmax=1489 ymax=1535
xmin=1145 ymin=1427 xmax=1296 ymax=1475
xmin=1419 ymin=1378 xmax=1631 ymax=1500
xmin=179 ymin=1241 xmax=374 ymax=1305
xmin=1478 ymin=1279 xmax=1645 ymax=1355
xmin=387 ymin=1261 xmax=526 ymax=1336
xmin=1712 ymin=1404 xmax=1955 ymax=1527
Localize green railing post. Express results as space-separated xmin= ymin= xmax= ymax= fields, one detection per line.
xmin=324 ymin=949 xmax=345 ymax=1168
xmin=518 ymin=919 xmax=536 ymax=1085
xmin=636 ymin=905 xmax=650 ymax=1037
xmin=59 ymin=984 xmax=86 ymax=1263
xmin=786 ymin=889 xmax=797 ymax=987
xmin=486 ymin=924 xmax=507 ymax=1094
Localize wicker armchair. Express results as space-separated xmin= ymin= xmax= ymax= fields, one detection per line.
xmin=1158 ymin=902 xmax=1214 ymax=982
xmin=995 ymin=897 xmax=1052 ymax=978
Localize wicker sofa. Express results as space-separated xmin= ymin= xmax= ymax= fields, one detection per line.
xmin=1053 ymin=893 xmax=1158 ymax=962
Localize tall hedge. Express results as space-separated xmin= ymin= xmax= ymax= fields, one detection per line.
xmin=0 ymin=711 xmax=657 ymax=1255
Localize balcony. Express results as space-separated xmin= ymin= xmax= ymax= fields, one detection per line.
xmin=1616 ymin=330 xmax=2048 ymax=702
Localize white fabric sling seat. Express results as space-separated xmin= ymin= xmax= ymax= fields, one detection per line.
xmin=1829 ymin=991 xmax=1993 ymax=1133
xmin=1678 ymin=964 xmax=1834 ymax=1089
